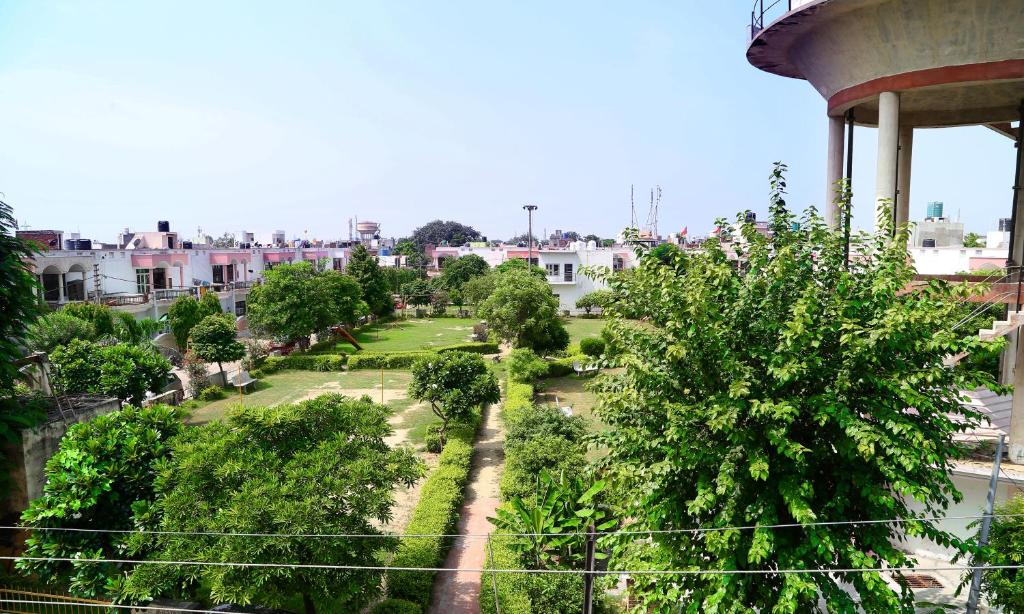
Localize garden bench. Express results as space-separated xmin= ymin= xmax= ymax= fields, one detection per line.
xmin=230 ymin=370 xmax=258 ymax=392
xmin=572 ymin=361 xmax=598 ymax=377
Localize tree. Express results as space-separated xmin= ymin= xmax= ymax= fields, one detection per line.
xmin=189 ymin=315 xmax=244 ymax=386
xmin=408 ymin=352 xmax=499 ymax=444
xmin=963 ymin=231 xmax=984 ymax=248
xmin=50 ymin=340 xmax=171 ymax=405
xmin=347 ymin=244 xmax=393 ymax=316
xmin=410 ymin=220 xmax=482 ymax=248
xmin=430 ymin=288 xmax=449 ymax=316
xmin=17 ymin=405 xmax=186 ymax=598
xmin=462 ymin=273 xmax=498 ymax=306
xmin=583 ymin=234 xmax=601 ymax=244
xmin=495 ymin=257 xmax=546 ymax=279
xmin=211 ymin=232 xmax=236 ymax=248
xmin=590 ymin=167 xmax=1000 ymax=612
xmin=247 ymin=262 xmax=366 ymax=347
xmin=400 ymin=279 xmax=433 ymax=309
xmin=478 ymin=272 xmax=569 ymax=354
xmin=438 ymin=254 xmax=489 ymax=290
xmin=168 ymin=293 xmax=221 ymax=349
xmin=62 ymin=303 xmax=116 ymax=337
xmin=119 ymin=395 xmax=422 ymax=614
xmin=382 ymin=266 xmax=420 ymax=294
xmin=0 ymin=198 xmax=41 ymax=395
xmin=27 ymin=311 xmax=97 ymax=353
xmin=964 ymin=494 xmax=1024 ymax=611
xmin=574 ymin=290 xmax=613 ymax=315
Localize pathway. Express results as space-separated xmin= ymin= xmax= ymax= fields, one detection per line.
xmin=428 ymin=400 xmax=505 ymax=614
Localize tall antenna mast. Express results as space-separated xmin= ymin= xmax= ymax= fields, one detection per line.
xmin=630 ymin=185 xmax=636 ymax=229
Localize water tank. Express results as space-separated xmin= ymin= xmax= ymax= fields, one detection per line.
xmin=744 ymin=211 xmax=757 ymax=223
xmin=75 ymin=239 xmax=93 ymax=250
xmin=380 ymin=247 xmax=391 ymax=256
xmin=999 ymin=218 xmax=1013 ymax=232
xmin=157 ymin=220 xmax=171 ymax=232
xmin=926 ymin=202 xmax=944 ymax=219
xmin=182 ymin=240 xmax=193 ymax=249
xmin=922 ymin=238 xmax=937 ymax=248
xmin=356 ymin=221 xmax=380 ymax=234
xmin=586 ymin=240 xmax=597 ymax=250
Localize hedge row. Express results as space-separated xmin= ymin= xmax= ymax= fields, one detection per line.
xmin=386 ymin=413 xmax=481 ymax=607
xmin=437 ymin=341 xmax=500 ymax=354
xmin=479 ymin=534 xmax=532 ymax=614
xmin=348 ymin=351 xmax=436 ymax=370
xmin=254 ymin=353 xmax=347 ymax=376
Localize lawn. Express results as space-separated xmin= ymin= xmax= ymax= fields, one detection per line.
xmin=330 ymin=317 xmax=478 ymax=352
xmin=536 ymin=373 xmax=607 ymax=460
xmin=563 ymin=317 xmax=606 ymax=345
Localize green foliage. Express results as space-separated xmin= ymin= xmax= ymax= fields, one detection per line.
xmin=120 ymin=395 xmax=422 ymax=611
xmin=409 ymin=219 xmax=482 ymax=248
xmin=50 ymin=340 xmax=171 ymax=405
xmin=167 ymin=294 xmax=221 ymax=349
xmin=437 ymin=341 xmax=500 ymax=354
xmin=575 ymin=289 xmax=613 ymax=315
xmin=189 ymin=315 xmax=244 ymax=384
xmin=27 ymin=311 xmax=97 ymax=353
xmin=247 ymin=261 xmax=368 ymax=344
xmin=966 ymin=494 xmax=1024 ymax=610
xmin=400 ymin=279 xmax=433 ymax=307
xmin=578 ymin=337 xmax=605 ymax=357
xmin=438 ymin=254 xmax=489 ymax=291
xmin=382 ymin=266 xmax=421 ymax=294
xmin=0 ymin=199 xmax=42 ymax=393
xmin=260 ymin=353 xmax=348 ymax=373
xmin=506 ymin=348 xmax=549 ymax=383
xmin=424 ymin=424 xmax=443 ymax=453
xmin=963 ymin=232 xmax=984 ymax=248
xmin=409 ymin=352 xmax=498 ymax=444
xmin=590 ymin=166 xmax=1000 ymax=612
xmin=199 ymin=290 xmax=222 ymax=313
xmin=197 ymin=385 xmax=226 ymax=401
xmin=369 ymin=598 xmax=422 ymax=614
xmin=387 ymin=415 xmax=479 ymax=607
xmin=62 ymin=302 xmax=116 ymax=337
xmin=478 ymin=271 xmax=569 ymax=354
xmin=18 ymin=404 xmax=186 ymax=598
xmin=348 ymin=244 xmax=394 ymax=316
xmin=348 ymin=351 xmax=435 ymax=370
xmin=494 ymin=258 xmax=545 ymax=279
xmin=544 ymin=356 xmax=578 ymax=378
xmin=182 ymin=350 xmax=208 ymax=398
xmin=462 ymin=273 xmax=498 ymax=306
xmin=480 ymin=534 xmax=533 ymax=614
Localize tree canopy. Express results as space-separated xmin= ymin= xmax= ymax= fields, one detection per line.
xmin=120 ymin=395 xmax=422 ymax=613
xmin=574 ymin=289 xmax=613 ymax=315
xmin=438 ymin=254 xmax=489 ymax=290
xmin=50 ymin=340 xmax=171 ymax=405
xmin=400 ymin=279 xmax=433 ymax=308
xmin=410 ymin=220 xmax=482 ymax=247
xmin=168 ymin=293 xmax=222 ymax=349
xmin=408 ymin=352 xmax=499 ymax=443
xmin=494 ymin=258 xmax=545 ymax=279
xmin=18 ymin=405 xmax=187 ymax=598
xmin=590 ymin=167 xmax=1000 ymax=612
xmin=346 ymin=245 xmax=393 ymax=317
xmin=963 ymin=232 xmax=984 ymax=248
xmin=478 ymin=271 xmax=568 ymax=354
xmin=189 ymin=315 xmax=244 ymax=385
xmin=0 ymin=199 xmax=41 ymax=394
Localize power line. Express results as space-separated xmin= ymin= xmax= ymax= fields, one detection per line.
xmin=1 ymin=555 xmax=1022 ymax=576
xmin=5 ymin=513 xmax=1023 ymax=540
xmin=0 ymin=600 xmax=259 ymax=614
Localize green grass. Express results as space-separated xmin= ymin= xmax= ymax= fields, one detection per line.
xmin=332 ymin=317 xmax=477 ymax=353
xmin=536 ymin=374 xmax=607 ymax=460
xmin=186 ymin=369 xmax=414 ymax=424
xmin=562 ymin=317 xmax=606 ymax=345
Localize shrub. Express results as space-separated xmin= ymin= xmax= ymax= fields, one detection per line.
xmin=579 ymin=337 xmax=605 ymax=357
xmin=481 ymin=534 xmax=533 ymax=614
xmin=27 ymin=311 xmax=97 ymax=353
xmin=544 ymin=356 xmax=577 ymax=378
xmin=971 ymin=494 xmax=1024 ymax=611
xmin=387 ymin=414 xmax=480 ymax=607
xmin=198 ymin=385 xmax=226 ymax=401
xmin=437 ymin=342 xmax=500 ymax=354
xmin=506 ymin=348 xmax=548 ymax=383
xmin=182 ymin=350 xmax=209 ymax=399
xmin=502 ymin=434 xmax=585 ymax=501
xmin=503 ymin=381 xmax=535 ymax=422
xmin=505 ymin=403 xmax=587 ymax=447
xmin=348 ymin=351 xmax=435 ymax=370
xmin=424 ymin=424 xmax=443 ymax=453
xmin=370 ymin=598 xmax=421 ymax=614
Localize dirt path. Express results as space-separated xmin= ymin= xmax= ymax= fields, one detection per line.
xmin=428 ymin=401 xmax=505 ymax=614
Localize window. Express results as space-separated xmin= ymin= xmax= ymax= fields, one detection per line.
xmin=563 ymin=263 xmax=574 ymax=282
xmin=135 ymin=268 xmax=151 ymax=294
xmin=212 ymin=266 xmax=225 ymax=285
xmin=545 ymin=263 xmax=560 ymax=277
xmin=235 ymin=300 xmax=247 ymax=316
xmin=613 ymin=256 xmax=624 ymax=272
xmin=333 ymin=258 xmax=344 ymax=271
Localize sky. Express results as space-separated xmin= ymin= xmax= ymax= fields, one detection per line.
xmin=0 ymin=1 xmax=1018 ymax=244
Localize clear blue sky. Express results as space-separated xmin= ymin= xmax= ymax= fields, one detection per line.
xmin=0 ymin=1 xmax=1017 ymax=243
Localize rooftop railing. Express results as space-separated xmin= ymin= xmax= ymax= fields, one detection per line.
xmin=750 ymin=0 xmax=792 ymax=39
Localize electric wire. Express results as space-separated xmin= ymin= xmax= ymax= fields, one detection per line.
xmin=0 ymin=600 xmax=258 ymax=614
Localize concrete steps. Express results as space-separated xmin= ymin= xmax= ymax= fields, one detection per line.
xmin=944 ymin=310 xmax=1024 ymax=367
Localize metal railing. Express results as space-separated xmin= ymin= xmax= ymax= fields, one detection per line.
xmin=153 ymin=287 xmax=197 ymax=301
xmin=101 ymin=293 xmax=148 ymax=306
xmin=750 ymin=0 xmax=792 ymax=39
xmin=0 ymin=584 xmax=111 ymax=613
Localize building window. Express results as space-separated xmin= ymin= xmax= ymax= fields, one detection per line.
xmin=545 ymin=263 xmax=560 ymax=277
xmin=563 ymin=263 xmax=574 ymax=282
xmin=333 ymin=258 xmax=344 ymax=271
xmin=975 ymin=250 xmax=983 ymax=255
xmin=235 ymin=300 xmax=247 ymax=316
xmin=613 ymin=257 xmax=624 ymax=272
xmin=136 ymin=268 xmax=151 ymax=294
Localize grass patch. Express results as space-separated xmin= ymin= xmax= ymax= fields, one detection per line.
xmin=562 ymin=316 xmax=606 ymax=345
xmin=334 ymin=318 xmax=477 ymax=353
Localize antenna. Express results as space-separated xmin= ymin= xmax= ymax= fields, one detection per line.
xmin=630 ymin=185 xmax=636 ymax=229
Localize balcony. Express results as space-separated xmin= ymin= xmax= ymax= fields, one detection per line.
xmin=101 ymin=293 xmax=148 ymax=307
xmin=154 ymin=287 xmax=198 ymax=301
xmin=546 ymin=275 xmax=577 ymax=285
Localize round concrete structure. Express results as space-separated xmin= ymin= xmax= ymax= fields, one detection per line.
xmin=747 ymin=0 xmax=1024 ymax=126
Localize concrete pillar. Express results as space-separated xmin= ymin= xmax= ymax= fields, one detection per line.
xmin=1013 ymin=143 xmax=1024 ymax=266
xmin=57 ymin=273 xmax=66 ymax=304
xmin=1011 ymin=333 xmax=1024 ymax=464
xmin=826 ymin=114 xmax=846 ymax=227
xmin=875 ymin=91 xmax=900 ymax=229
xmin=896 ymin=125 xmax=913 ymax=233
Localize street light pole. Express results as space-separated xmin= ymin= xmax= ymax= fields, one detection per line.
xmin=523 ymin=205 xmax=538 ymax=266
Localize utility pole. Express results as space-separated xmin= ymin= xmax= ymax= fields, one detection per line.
xmin=523 ymin=205 xmax=538 ymax=266
xmin=92 ymin=264 xmax=102 ymax=304
xmin=966 ymin=433 xmax=1006 ymax=614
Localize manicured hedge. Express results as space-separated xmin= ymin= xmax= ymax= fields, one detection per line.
xmin=256 ymin=353 xmax=347 ymax=375
xmin=480 ymin=533 xmax=532 ymax=614
xmin=369 ymin=598 xmax=422 ymax=614
xmin=543 ymin=356 xmax=577 ymax=378
xmin=348 ymin=351 xmax=436 ymax=370
xmin=437 ymin=341 xmax=501 ymax=354
xmin=387 ymin=413 xmax=481 ymax=607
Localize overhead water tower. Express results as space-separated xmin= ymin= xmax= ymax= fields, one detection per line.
xmin=355 ymin=220 xmax=381 ymax=245
xmin=746 ymin=0 xmax=1023 ymax=242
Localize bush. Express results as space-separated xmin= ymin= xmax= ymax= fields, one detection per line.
xmin=437 ymin=342 xmax=500 ymax=354
xmin=503 ymin=381 xmax=535 ymax=422
xmin=544 ymin=356 xmax=577 ymax=378
xmin=506 ymin=348 xmax=548 ymax=383
xmin=370 ymin=598 xmax=421 ymax=614
xmin=579 ymin=337 xmax=605 ymax=357
xmin=348 ymin=351 xmax=435 ymax=370
xmin=424 ymin=424 xmax=443 ymax=453
xmin=502 ymin=434 xmax=585 ymax=501
xmin=481 ymin=534 xmax=533 ymax=614
xmin=387 ymin=414 xmax=480 ymax=607
xmin=973 ymin=494 xmax=1024 ymax=611
xmin=27 ymin=311 xmax=97 ymax=353
xmin=255 ymin=353 xmax=347 ymax=374
xmin=198 ymin=385 xmax=226 ymax=401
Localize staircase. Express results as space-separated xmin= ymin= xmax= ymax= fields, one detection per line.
xmin=944 ymin=310 xmax=1024 ymax=367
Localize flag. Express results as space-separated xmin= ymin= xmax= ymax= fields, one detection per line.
xmin=680 ymin=226 xmax=688 ymax=237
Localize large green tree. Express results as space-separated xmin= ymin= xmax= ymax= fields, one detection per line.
xmin=347 ymin=245 xmax=393 ymax=316
xmin=189 ymin=315 xmax=244 ymax=385
xmin=120 ymin=395 xmax=422 ymax=614
xmin=410 ymin=220 xmax=482 ymax=248
xmin=408 ymin=352 xmax=499 ymax=444
xmin=27 ymin=311 xmax=97 ymax=353
xmin=0 ymin=199 xmax=41 ymax=394
xmin=50 ymin=340 xmax=171 ymax=405
xmin=494 ymin=258 xmax=545 ymax=279
xmin=17 ymin=405 xmax=186 ymax=598
xmin=591 ymin=167 xmax=1000 ymax=613
xmin=478 ymin=271 xmax=568 ymax=354
xmin=438 ymin=254 xmax=489 ymax=291
xmin=168 ymin=293 xmax=221 ymax=349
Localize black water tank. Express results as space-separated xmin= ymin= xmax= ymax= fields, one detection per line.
xmin=744 ymin=211 xmax=757 ymax=223
xmin=157 ymin=220 xmax=170 ymax=232
xmin=999 ymin=218 xmax=1012 ymax=232
xmin=922 ymin=238 xmax=936 ymax=247
xmin=182 ymin=240 xmax=193 ymax=249
xmin=75 ymin=239 xmax=92 ymax=250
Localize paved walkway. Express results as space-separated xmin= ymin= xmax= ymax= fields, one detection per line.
xmin=428 ymin=401 xmax=505 ymax=614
